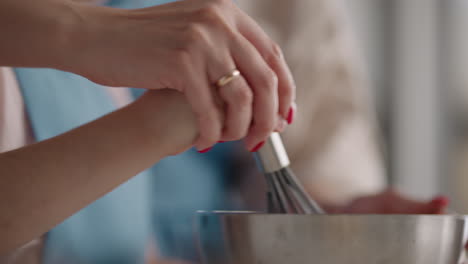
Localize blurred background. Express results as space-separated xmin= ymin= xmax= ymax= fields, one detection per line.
xmin=7 ymin=1 xmax=468 ymax=264
xmin=345 ymin=0 xmax=468 ymax=211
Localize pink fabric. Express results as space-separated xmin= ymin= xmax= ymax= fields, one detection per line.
xmin=0 ymin=67 xmax=34 ymax=152
xmin=105 ymin=86 xmax=133 ymax=108
xmin=0 ymin=67 xmax=40 ymax=263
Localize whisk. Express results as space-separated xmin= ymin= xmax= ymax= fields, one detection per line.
xmin=254 ymin=133 xmax=324 ymax=214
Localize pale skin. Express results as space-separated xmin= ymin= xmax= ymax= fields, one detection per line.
xmin=0 ymin=0 xmax=296 ymax=151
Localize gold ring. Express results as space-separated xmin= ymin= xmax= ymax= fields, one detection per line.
xmin=216 ymin=69 xmax=240 ymax=88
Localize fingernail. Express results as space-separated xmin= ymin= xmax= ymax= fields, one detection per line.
xmin=430 ymin=196 xmax=450 ymax=207
xmin=287 ymin=107 xmax=294 ymax=125
xmin=198 ymin=147 xmax=212 ymax=153
xmin=218 ymin=141 xmax=225 ymax=143
xmin=250 ymin=141 xmax=265 ymax=152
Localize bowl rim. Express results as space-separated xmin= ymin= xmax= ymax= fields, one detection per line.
xmin=196 ymin=210 xmax=468 ymax=220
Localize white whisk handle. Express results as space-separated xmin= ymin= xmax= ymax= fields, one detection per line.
xmin=254 ymin=133 xmax=290 ymax=173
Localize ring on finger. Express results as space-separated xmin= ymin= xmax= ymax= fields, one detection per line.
xmin=216 ymin=69 xmax=241 ymax=88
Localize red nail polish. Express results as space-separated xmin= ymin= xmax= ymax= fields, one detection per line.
xmin=218 ymin=141 xmax=226 ymax=143
xmin=250 ymin=141 xmax=265 ymax=152
xmin=287 ymin=107 xmax=294 ymax=125
xmin=430 ymin=196 xmax=450 ymax=207
xmin=198 ymin=147 xmax=212 ymax=153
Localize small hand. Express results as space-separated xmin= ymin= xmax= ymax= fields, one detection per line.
xmin=323 ymin=189 xmax=449 ymax=214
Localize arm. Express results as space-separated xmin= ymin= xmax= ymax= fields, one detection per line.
xmin=0 ymin=90 xmax=197 ymax=254
xmin=0 ymin=0 xmax=73 ymax=68
xmin=0 ymin=0 xmax=296 ymax=151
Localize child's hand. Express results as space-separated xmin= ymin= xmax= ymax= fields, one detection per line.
xmin=323 ymin=189 xmax=449 ymax=214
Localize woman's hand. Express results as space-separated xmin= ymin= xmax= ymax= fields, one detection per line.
xmin=62 ymin=0 xmax=296 ymax=151
xmin=323 ymin=189 xmax=449 ymax=214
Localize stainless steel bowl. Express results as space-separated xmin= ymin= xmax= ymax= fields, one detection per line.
xmin=196 ymin=212 xmax=468 ymax=264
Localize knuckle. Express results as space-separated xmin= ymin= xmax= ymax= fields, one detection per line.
xmin=195 ymin=2 xmax=233 ymax=35
xmin=270 ymin=42 xmax=283 ymax=60
xmin=185 ymin=23 xmax=209 ymax=45
xmin=197 ymin=4 xmax=222 ymax=23
xmin=257 ymin=69 xmax=278 ymax=91
xmin=264 ymin=42 xmax=284 ymax=66
xmin=233 ymin=86 xmax=253 ymax=105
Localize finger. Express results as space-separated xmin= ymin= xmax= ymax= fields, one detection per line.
xmin=381 ymin=192 xmax=446 ymax=214
xmin=385 ymin=192 xmax=449 ymax=214
xmin=230 ymin=35 xmax=278 ymax=150
xmin=217 ymin=73 xmax=253 ymax=141
xmin=183 ymin=67 xmax=223 ymax=152
xmin=206 ymin=49 xmax=253 ymax=142
xmin=428 ymin=196 xmax=450 ymax=214
xmin=341 ymin=190 xmax=442 ymax=214
xmin=234 ymin=10 xmax=296 ymax=120
xmin=390 ymin=200 xmax=438 ymax=214
xmin=274 ymin=115 xmax=288 ymax=133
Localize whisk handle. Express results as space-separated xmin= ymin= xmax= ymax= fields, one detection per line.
xmin=254 ymin=133 xmax=290 ymax=173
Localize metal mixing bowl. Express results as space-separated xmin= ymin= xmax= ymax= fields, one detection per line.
xmin=196 ymin=212 xmax=467 ymax=264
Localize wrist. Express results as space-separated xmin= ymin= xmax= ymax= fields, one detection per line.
xmin=49 ymin=2 xmax=118 ymax=74
xmin=0 ymin=0 xmax=79 ymax=68
xmin=132 ymin=90 xmax=198 ymax=157
xmin=43 ymin=0 xmax=87 ymax=70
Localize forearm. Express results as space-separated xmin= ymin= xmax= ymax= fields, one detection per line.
xmin=0 ymin=90 xmax=197 ymax=254
xmin=0 ymin=0 xmax=76 ymax=68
